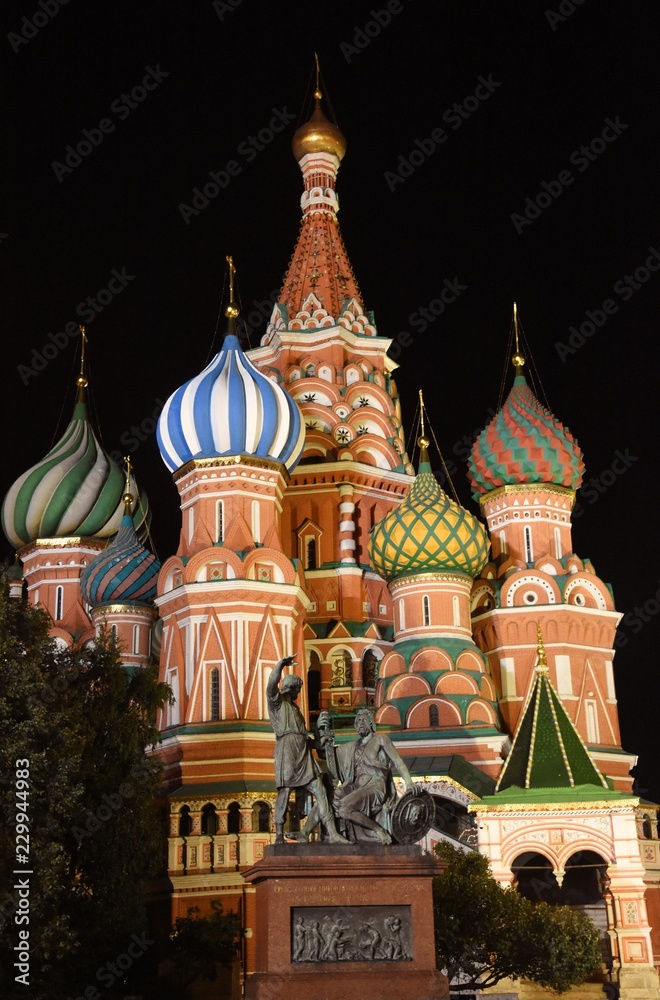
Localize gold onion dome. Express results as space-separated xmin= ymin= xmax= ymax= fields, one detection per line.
xmin=292 ymin=92 xmax=347 ymax=162
xmin=369 ymin=441 xmax=490 ymax=582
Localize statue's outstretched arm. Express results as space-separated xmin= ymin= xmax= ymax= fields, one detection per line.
xmin=267 ymin=654 xmax=296 ymax=699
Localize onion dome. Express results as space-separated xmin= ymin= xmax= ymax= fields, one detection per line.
xmin=369 ymin=439 xmax=489 ymax=581
xmin=81 ymin=500 xmax=160 ymax=608
xmin=157 ymin=333 xmax=305 ymax=474
xmin=292 ymin=90 xmax=346 ymax=162
xmin=468 ymin=372 xmax=585 ymax=499
xmin=2 ymin=398 xmax=149 ymax=550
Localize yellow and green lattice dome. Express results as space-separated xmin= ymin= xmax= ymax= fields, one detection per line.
xmin=369 ymin=446 xmax=489 ymax=582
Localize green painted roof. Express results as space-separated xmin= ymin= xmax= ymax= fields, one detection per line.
xmin=402 ymin=754 xmax=496 ymax=797
xmin=496 ymin=656 xmax=609 ymax=794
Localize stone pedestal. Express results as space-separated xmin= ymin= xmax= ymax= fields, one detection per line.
xmin=243 ymin=843 xmax=448 ymax=1000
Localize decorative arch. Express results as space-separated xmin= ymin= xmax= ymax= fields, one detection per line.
xmin=563 ymin=575 xmax=612 ymax=610
xmin=435 ymin=673 xmax=479 ymax=696
xmin=379 ymin=651 xmax=406 ymax=678
xmin=387 ymin=674 xmax=432 ymax=700
xmin=410 ymin=647 xmax=453 ymax=674
xmin=501 ymin=571 xmax=561 ymax=607
xmin=465 ymin=699 xmax=497 ymax=725
xmin=456 ymin=649 xmax=485 ymax=673
xmin=375 ymin=703 xmax=402 ymax=726
xmin=406 ymin=697 xmax=461 ymax=729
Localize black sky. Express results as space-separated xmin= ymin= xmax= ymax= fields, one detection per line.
xmin=2 ymin=1 xmax=659 ymax=799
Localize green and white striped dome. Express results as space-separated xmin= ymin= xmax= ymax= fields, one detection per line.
xmin=2 ymin=398 xmax=148 ymax=549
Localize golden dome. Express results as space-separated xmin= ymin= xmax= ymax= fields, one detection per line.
xmin=292 ymin=97 xmax=346 ymax=162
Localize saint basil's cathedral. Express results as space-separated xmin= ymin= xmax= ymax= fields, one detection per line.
xmin=3 ymin=86 xmax=660 ymax=999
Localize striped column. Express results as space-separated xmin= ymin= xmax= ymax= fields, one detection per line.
xmin=338 ymin=484 xmax=356 ymax=564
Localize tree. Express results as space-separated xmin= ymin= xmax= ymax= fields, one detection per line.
xmin=0 ymin=582 xmax=171 ymax=999
xmin=166 ymin=900 xmax=241 ymax=991
xmin=433 ymin=842 xmax=603 ymax=993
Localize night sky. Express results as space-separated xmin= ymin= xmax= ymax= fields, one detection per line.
xmin=3 ymin=2 xmax=659 ymax=799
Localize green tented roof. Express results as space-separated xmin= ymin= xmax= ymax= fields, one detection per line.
xmin=496 ymin=660 xmax=609 ymax=794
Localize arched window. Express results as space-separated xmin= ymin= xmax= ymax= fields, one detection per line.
xmin=110 ymin=624 xmax=118 ymax=643
xmin=524 ymin=526 xmax=533 ymax=564
xmin=554 ymin=526 xmax=562 ymax=559
xmin=201 ymin=803 xmax=218 ymax=836
xmin=452 ymin=595 xmax=460 ymax=627
xmin=187 ymin=507 xmax=195 ymax=543
xmin=642 ymin=815 xmax=653 ymax=839
xmin=499 ymin=531 xmax=507 ymax=556
xmin=306 ymin=537 xmax=317 ymax=570
xmin=132 ymin=624 xmax=140 ymax=655
xmin=216 ymin=500 xmax=224 ymax=543
xmin=178 ymin=805 xmax=192 ymax=837
xmin=54 ymin=585 xmax=64 ymax=621
xmin=399 ymin=599 xmax=405 ymax=631
xmin=423 ymin=595 xmax=430 ymax=627
xmin=251 ymin=501 xmax=261 ymax=543
xmin=308 ymin=651 xmax=321 ymax=712
xmin=252 ymin=801 xmax=271 ymax=833
xmin=227 ymin=801 xmax=241 ymax=834
xmin=210 ymin=668 xmax=220 ymax=721
xmin=429 ymin=704 xmax=439 ymax=727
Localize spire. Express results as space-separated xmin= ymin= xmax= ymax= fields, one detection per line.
xmin=279 ymin=66 xmax=363 ymax=322
xmin=418 ymin=390 xmax=431 ymax=469
xmin=511 ymin=302 xmax=525 ymax=373
xmin=495 ymin=626 xmax=609 ymax=793
xmin=225 ymin=255 xmax=239 ymax=338
xmin=76 ymin=325 xmax=88 ymax=402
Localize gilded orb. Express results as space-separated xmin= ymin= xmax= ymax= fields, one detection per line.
xmin=225 ymin=302 xmax=240 ymax=319
xmin=512 ymin=352 xmax=526 ymax=368
xmin=292 ymin=102 xmax=347 ymax=162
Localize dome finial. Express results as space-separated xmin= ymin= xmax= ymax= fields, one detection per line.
xmin=535 ymin=624 xmax=549 ymax=674
xmin=511 ymin=302 xmax=525 ymax=370
xmin=314 ymin=51 xmax=322 ymax=101
xmin=292 ymin=60 xmax=346 ymax=162
xmin=417 ymin=389 xmax=430 ymax=460
xmin=122 ymin=455 xmax=134 ymax=511
xmin=224 ymin=255 xmax=240 ymax=335
xmin=76 ymin=326 xmax=89 ymax=400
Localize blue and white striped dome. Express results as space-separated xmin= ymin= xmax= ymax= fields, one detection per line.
xmin=157 ymin=334 xmax=305 ymax=474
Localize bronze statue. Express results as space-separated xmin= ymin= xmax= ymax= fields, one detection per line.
xmin=295 ymin=707 xmax=432 ymax=844
xmin=266 ymin=656 xmax=347 ymax=844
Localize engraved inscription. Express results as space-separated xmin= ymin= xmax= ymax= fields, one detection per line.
xmin=291 ymin=905 xmax=412 ymax=963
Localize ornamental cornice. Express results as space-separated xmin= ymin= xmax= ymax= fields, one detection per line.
xmin=390 ymin=572 xmax=473 ymax=590
xmin=479 ymin=483 xmax=576 ymax=507
xmin=469 ymin=798 xmax=638 ymax=815
xmin=20 ymin=536 xmax=108 ymax=555
xmin=174 ymin=455 xmax=288 ymax=482
xmin=91 ymin=603 xmax=157 ymax=617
